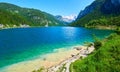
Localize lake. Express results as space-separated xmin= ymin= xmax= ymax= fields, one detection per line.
xmin=0 ymin=27 xmax=113 ymax=68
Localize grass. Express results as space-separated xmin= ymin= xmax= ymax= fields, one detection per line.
xmin=70 ymin=33 xmax=120 ymax=72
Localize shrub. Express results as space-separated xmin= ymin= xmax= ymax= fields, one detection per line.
xmin=94 ymin=41 xmax=102 ymax=50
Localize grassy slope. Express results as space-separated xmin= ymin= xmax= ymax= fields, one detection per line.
xmin=70 ymin=33 xmax=120 ymax=72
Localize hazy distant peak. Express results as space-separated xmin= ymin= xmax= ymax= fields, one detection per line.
xmin=55 ymin=15 xmax=77 ymax=23
xmin=62 ymin=15 xmax=77 ymax=21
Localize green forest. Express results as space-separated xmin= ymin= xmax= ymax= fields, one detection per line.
xmin=70 ymin=32 xmax=120 ymax=72
xmin=0 ymin=3 xmax=62 ymax=28
xmin=84 ymin=16 xmax=120 ymax=29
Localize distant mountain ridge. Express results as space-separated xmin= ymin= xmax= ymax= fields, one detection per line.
xmin=72 ymin=0 xmax=120 ymax=27
xmin=55 ymin=15 xmax=76 ymax=25
xmin=0 ymin=2 xmax=63 ymax=28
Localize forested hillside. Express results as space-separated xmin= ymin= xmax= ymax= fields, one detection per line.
xmin=0 ymin=3 xmax=63 ymax=28
xmin=71 ymin=0 xmax=120 ymax=29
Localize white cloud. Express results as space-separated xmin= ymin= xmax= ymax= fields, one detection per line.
xmin=62 ymin=14 xmax=77 ymax=20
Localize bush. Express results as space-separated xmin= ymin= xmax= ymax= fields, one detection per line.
xmin=94 ymin=41 xmax=102 ymax=50
xmin=92 ymin=34 xmax=102 ymax=50
xmin=115 ymin=27 xmax=120 ymax=35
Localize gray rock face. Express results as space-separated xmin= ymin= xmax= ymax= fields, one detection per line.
xmin=76 ymin=0 xmax=101 ymax=20
xmin=76 ymin=0 xmax=120 ymax=21
xmin=55 ymin=15 xmax=76 ymax=23
xmin=76 ymin=6 xmax=93 ymax=20
xmin=76 ymin=3 xmax=95 ymax=20
xmin=102 ymin=0 xmax=120 ymax=14
xmin=72 ymin=0 xmax=120 ymax=26
xmin=111 ymin=0 xmax=120 ymax=6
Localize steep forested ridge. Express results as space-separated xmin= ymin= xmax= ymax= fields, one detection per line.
xmin=0 ymin=2 xmax=63 ymax=28
xmin=71 ymin=0 xmax=120 ymax=29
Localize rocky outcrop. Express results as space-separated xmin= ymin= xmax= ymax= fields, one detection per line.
xmin=76 ymin=0 xmax=106 ymax=20
xmin=71 ymin=0 xmax=120 ymax=26
xmin=76 ymin=0 xmax=120 ymax=20
xmin=76 ymin=2 xmax=96 ymax=20
xmin=101 ymin=0 xmax=120 ymax=14
xmin=55 ymin=15 xmax=76 ymax=24
xmin=111 ymin=0 xmax=120 ymax=6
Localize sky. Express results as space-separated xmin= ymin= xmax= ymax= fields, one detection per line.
xmin=0 ymin=0 xmax=94 ymax=16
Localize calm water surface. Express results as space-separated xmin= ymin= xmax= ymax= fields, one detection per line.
xmin=0 ymin=27 xmax=113 ymax=68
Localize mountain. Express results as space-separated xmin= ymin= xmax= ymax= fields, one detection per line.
xmin=0 ymin=9 xmax=30 ymax=27
xmin=71 ymin=0 xmax=120 ymax=28
xmin=76 ymin=1 xmax=97 ymax=20
xmin=101 ymin=0 xmax=120 ymax=14
xmin=55 ymin=15 xmax=76 ymax=24
xmin=0 ymin=3 xmax=63 ymax=28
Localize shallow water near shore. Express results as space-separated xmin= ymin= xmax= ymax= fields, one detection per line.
xmin=0 ymin=46 xmax=82 ymax=72
xmin=0 ymin=27 xmax=113 ymax=71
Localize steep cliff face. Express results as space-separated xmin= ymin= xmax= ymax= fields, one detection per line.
xmin=76 ymin=0 xmax=105 ymax=20
xmin=76 ymin=3 xmax=96 ymax=20
xmin=101 ymin=0 xmax=120 ymax=14
xmin=111 ymin=0 xmax=120 ymax=5
xmin=78 ymin=0 xmax=120 ymax=18
xmin=72 ymin=0 xmax=120 ymax=26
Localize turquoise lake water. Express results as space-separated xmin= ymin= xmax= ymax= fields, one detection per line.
xmin=0 ymin=27 xmax=113 ymax=68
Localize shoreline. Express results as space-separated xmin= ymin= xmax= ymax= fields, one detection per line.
xmin=47 ymin=45 xmax=94 ymax=72
xmin=0 ymin=26 xmax=70 ymax=31
xmin=85 ymin=25 xmax=117 ymax=30
xmin=1 ymin=45 xmax=94 ymax=72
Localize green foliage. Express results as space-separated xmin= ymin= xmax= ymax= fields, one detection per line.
xmin=32 ymin=67 xmax=44 ymax=72
xmin=92 ymin=35 xmax=102 ymax=50
xmin=70 ymin=34 xmax=120 ymax=72
xmin=85 ymin=18 xmax=108 ymax=27
xmin=106 ymin=33 xmax=117 ymax=40
xmin=0 ymin=9 xmax=29 ymax=26
xmin=71 ymin=0 xmax=120 ymax=28
xmin=0 ymin=3 xmax=63 ymax=27
xmin=71 ymin=0 xmax=104 ymax=27
xmin=94 ymin=41 xmax=102 ymax=50
xmin=57 ymin=64 xmax=66 ymax=72
xmin=84 ymin=16 xmax=120 ymax=28
xmin=115 ymin=27 xmax=120 ymax=35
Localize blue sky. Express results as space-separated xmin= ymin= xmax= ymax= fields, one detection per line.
xmin=0 ymin=0 xmax=94 ymax=16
